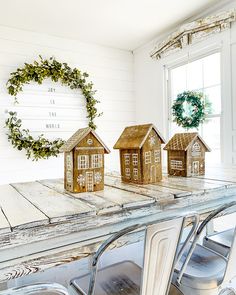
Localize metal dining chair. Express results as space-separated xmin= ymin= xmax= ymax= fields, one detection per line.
xmin=203 ymin=228 xmax=234 ymax=257
xmin=70 ymin=213 xmax=199 ymax=295
xmin=172 ymin=201 xmax=236 ymax=295
xmin=0 ymin=282 xmax=69 ymax=295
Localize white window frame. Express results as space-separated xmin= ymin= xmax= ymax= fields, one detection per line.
xmin=133 ymin=168 xmax=138 ymax=180
xmin=66 ymin=154 xmax=72 ymax=170
xmin=124 ymin=154 xmax=130 ymax=166
xmin=66 ymin=171 xmax=72 ymax=183
xmin=154 ymin=150 xmax=161 ymax=163
xmin=164 ymin=44 xmax=226 ymax=163
xmin=170 ymin=160 xmax=183 ymax=170
xmin=91 ymin=154 xmax=102 ymax=168
xmin=78 ymin=155 xmax=89 ymax=169
xmin=192 ymin=142 xmax=201 ymax=157
xmin=145 ymin=151 xmax=151 ymax=164
xmin=132 ymin=154 xmax=138 ymax=166
xmin=125 ymin=168 xmax=130 ymax=178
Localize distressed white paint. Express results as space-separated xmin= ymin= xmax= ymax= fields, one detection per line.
xmin=0 ymin=185 xmax=48 ymax=229
xmin=11 ymin=182 xmax=94 ymax=223
xmin=0 ymin=169 xmax=236 ymax=282
xmin=0 ymin=26 xmax=135 ymax=185
xmin=141 ymin=218 xmax=184 ymax=295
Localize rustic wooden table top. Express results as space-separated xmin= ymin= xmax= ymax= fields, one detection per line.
xmin=1 ymin=167 xmax=236 ymax=282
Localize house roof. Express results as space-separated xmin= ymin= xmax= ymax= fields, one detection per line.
xmin=163 ymin=132 xmax=211 ymax=152
xmin=60 ymin=127 xmax=110 ymax=153
xmin=113 ymin=123 xmax=165 ymax=149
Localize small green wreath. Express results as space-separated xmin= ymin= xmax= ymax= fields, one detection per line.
xmin=172 ymin=91 xmax=211 ymax=129
xmin=5 ymin=56 xmax=102 ymax=160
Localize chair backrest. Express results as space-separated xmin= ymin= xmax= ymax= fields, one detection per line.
xmin=141 ymin=218 xmax=184 ymax=295
xmin=176 ymin=201 xmax=236 ymax=287
xmin=223 ymin=227 xmax=236 ymax=283
xmin=87 ymin=214 xmax=198 ymax=295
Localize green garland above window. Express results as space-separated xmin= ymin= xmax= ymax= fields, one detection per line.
xmin=5 ymin=56 xmax=102 ymax=160
xmin=172 ymin=91 xmax=211 ymax=129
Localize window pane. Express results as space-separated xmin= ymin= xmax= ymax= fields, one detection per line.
xmin=204 ymin=85 xmax=221 ymax=115
xmin=202 ymin=117 xmax=221 ymax=164
xmin=203 ymin=53 xmax=220 ymax=87
xmin=171 ymin=64 xmax=187 ymax=98
xmin=187 ymin=59 xmax=203 ymax=90
xmin=169 ymin=52 xmax=221 ymax=164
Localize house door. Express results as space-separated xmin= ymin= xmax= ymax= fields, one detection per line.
xmin=192 ymin=161 xmax=199 ymax=176
xmin=86 ymin=172 xmax=94 ymax=192
xmin=151 ymin=165 xmax=156 ymax=182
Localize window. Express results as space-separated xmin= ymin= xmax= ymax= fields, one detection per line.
xmin=168 ymin=52 xmax=221 ymax=164
xmin=66 ymin=154 xmax=72 ymax=170
xmin=78 ymin=155 xmax=89 ymax=169
xmin=132 ymin=154 xmax=138 ymax=166
xmin=192 ymin=142 xmax=201 ymax=157
xmin=133 ymin=168 xmax=138 ymax=180
xmin=124 ymin=154 xmax=130 ymax=165
xmin=170 ymin=160 xmax=183 ymax=170
xmin=91 ymin=154 xmax=102 ymax=168
xmin=66 ymin=171 xmax=72 ymax=183
xmin=154 ymin=150 xmax=160 ymax=163
xmin=125 ymin=168 xmax=130 ymax=178
xmin=145 ymin=151 xmax=151 ymax=164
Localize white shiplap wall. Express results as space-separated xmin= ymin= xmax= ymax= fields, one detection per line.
xmin=0 ymin=26 xmax=135 ymax=184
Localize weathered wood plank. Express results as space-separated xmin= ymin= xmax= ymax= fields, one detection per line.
xmin=106 ymin=174 xmax=190 ymax=198
xmin=0 ymin=208 xmax=11 ymax=234
xmin=198 ymin=167 xmax=236 ymax=183
xmin=12 ymin=182 xmax=95 ymax=223
xmin=162 ymin=176 xmax=226 ymax=192
xmin=0 ymin=230 xmax=145 ymax=282
xmin=1 ymin=189 xmax=236 ymax=282
xmin=0 ymin=185 xmax=48 ymax=229
xmin=95 ymin=186 xmax=155 ymax=208
xmin=105 ymin=175 xmax=174 ymax=201
xmin=40 ymin=179 xmax=121 ymax=215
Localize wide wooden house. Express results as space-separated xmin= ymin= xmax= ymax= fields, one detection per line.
xmin=113 ymin=123 xmax=165 ymax=184
xmin=164 ymin=132 xmax=211 ymax=177
xmin=61 ymin=127 xmax=110 ymax=193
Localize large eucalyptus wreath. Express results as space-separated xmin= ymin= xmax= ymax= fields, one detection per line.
xmin=5 ymin=56 xmax=101 ymax=160
xmin=172 ymin=91 xmax=211 ymax=129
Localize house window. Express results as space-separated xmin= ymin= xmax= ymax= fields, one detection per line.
xmin=132 ymin=154 xmax=138 ymax=166
xmin=154 ymin=150 xmax=160 ymax=163
xmin=125 ymin=168 xmax=130 ymax=178
xmin=78 ymin=155 xmax=89 ymax=169
xmin=91 ymin=154 xmax=102 ymax=168
xmin=192 ymin=142 xmax=201 ymax=157
xmin=124 ymin=154 xmax=130 ymax=165
xmin=133 ymin=168 xmax=138 ymax=180
xmin=145 ymin=151 xmax=151 ymax=164
xmin=168 ymin=52 xmax=221 ymax=163
xmin=170 ymin=160 xmax=183 ymax=170
xmin=66 ymin=154 xmax=72 ymax=170
xmin=66 ymin=171 xmax=72 ymax=183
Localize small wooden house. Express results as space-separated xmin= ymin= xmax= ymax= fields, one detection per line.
xmin=61 ymin=127 xmax=110 ymax=193
xmin=113 ymin=123 xmax=165 ymax=184
xmin=164 ymin=132 xmax=211 ymax=177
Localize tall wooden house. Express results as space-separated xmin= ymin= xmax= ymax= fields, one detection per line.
xmin=113 ymin=124 xmax=165 ymax=184
xmin=164 ymin=132 xmax=211 ymax=177
xmin=61 ymin=127 xmax=110 ymax=193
